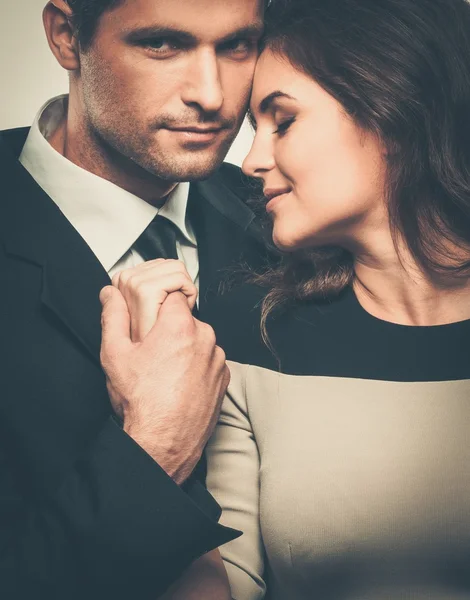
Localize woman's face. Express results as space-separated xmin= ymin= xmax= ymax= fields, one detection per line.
xmin=243 ymin=49 xmax=387 ymax=251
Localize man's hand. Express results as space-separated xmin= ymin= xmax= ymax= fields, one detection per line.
xmin=99 ymin=287 xmax=230 ymax=485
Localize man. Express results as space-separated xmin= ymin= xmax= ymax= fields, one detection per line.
xmin=0 ymin=0 xmax=270 ymax=598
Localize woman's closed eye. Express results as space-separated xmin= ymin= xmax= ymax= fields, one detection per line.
xmin=273 ymin=116 xmax=296 ymax=136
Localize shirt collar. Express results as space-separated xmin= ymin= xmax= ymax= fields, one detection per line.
xmin=19 ymin=94 xmax=195 ymax=273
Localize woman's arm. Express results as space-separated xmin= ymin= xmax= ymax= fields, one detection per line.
xmin=158 ymin=550 xmax=231 ymax=600
xmin=158 ymin=361 xmax=266 ymax=600
xmin=206 ymin=362 xmax=266 ymax=600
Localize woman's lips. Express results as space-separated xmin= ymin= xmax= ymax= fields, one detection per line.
xmin=265 ymin=190 xmax=291 ymax=212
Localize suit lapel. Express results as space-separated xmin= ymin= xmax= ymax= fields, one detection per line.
xmin=0 ymin=129 xmax=110 ymax=366
xmin=190 ymin=181 xmax=249 ymax=304
xmin=190 ymin=170 xmax=269 ymax=321
xmin=40 ymin=245 xmax=110 ymax=367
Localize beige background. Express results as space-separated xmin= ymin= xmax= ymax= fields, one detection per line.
xmin=0 ymin=0 xmax=254 ymax=166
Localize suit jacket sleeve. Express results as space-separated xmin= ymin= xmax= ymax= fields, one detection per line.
xmin=206 ymin=362 xmax=266 ymax=600
xmin=0 ymin=415 xmax=239 ymax=600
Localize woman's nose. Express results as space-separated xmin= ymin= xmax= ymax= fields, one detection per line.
xmin=242 ymin=129 xmax=276 ymax=178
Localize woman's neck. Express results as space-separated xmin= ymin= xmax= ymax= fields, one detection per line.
xmin=351 ymin=233 xmax=470 ymax=326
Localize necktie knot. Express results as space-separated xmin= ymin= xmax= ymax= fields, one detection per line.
xmin=133 ymin=215 xmax=179 ymax=261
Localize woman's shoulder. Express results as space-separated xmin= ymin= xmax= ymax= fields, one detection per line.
xmin=224 ymin=360 xmax=284 ymax=430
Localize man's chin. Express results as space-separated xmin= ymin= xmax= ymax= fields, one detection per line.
xmin=174 ymin=165 xmax=223 ymax=182
xmin=169 ymin=133 xmax=237 ymax=178
xmin=147 ymin=152 xmax=229 ymax=182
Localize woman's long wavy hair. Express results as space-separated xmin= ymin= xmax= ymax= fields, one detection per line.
xmin=254 ymin=0 xmax=470 ymax=345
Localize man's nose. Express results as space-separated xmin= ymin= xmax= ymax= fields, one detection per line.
xmin=242 ymin=130 xmax=275 ymax=178
xmin=182 ymin=49 xmax=224 ymax=115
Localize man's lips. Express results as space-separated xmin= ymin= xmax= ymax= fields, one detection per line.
xmin=163 ymin=126 xmax=226 ymax=145
xmin=165 ymin=126 xmax=225 ymax=133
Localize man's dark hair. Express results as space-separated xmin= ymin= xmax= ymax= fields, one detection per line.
xmin=66 ymin=0 xmax=269 ymax=49
xmin=66 ymin=0 xmax=123 ymax=48
xmin=253 ymin=0 xmax=470 ymax=343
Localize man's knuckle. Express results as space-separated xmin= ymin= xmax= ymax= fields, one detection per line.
xmin=200 ymin=323 xmax=216 ymax=344
xmin=177 ymin=315 xmax=196 ymax=335
xmin=100 ymin=347 xmax=111 ymax=370
xmin=215 ymin=345 xmax=226 ymax=363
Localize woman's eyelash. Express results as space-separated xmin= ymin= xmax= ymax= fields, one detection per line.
xmin=247 ymin=111 xmax=257 ymax=131
xmin=273 ymin=117 xmax=295 ymax=135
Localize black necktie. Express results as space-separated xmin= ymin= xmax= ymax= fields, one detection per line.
xmin=133 ymin=215 xmax=179 ymax=261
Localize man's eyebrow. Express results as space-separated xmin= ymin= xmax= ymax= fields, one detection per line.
xmin=124 ymin=23 xmax=264 ymax=45
xmin=259 ymin=91 xmax=296 ymax=114
xmin=219 ymin=24 xmax=265 ymax=44
xmin=124 ymin=27 xmax=198 ymax=44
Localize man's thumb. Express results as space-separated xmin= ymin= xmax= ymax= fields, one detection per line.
xmin=160 ymin=290 xmax=191 ymax=313
xmin=100 ymin=286 xmax=131 ymax=352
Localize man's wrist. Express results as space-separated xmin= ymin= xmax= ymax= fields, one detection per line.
xmin=123 ymin=421 xmax=196 ymax=485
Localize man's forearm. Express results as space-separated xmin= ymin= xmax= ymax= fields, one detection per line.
xmin=0 ymin=418 xmax=237 ymax=599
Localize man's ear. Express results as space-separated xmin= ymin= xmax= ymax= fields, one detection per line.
xmin=43 ymin=1 xmax=80 ymax=71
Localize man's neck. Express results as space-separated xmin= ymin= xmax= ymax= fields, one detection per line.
xmin=48 ymin=96 xmax=176 ymax=208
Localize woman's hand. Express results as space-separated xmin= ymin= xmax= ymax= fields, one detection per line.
xmin=112 ymin=258 xmax=197 ymax=342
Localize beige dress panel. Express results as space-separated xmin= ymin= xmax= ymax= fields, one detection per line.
xmin=206 ymin=361 xmax=470 ymax=600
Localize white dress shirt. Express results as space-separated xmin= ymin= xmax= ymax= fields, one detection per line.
xmin=19 ymin=95 xmax=199 ymax=286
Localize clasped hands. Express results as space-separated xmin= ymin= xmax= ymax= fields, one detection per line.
xmin=99 ymin=258 xmax=230 ymax=485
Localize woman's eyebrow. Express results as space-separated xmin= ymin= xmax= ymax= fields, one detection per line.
xmin=258 ymin=91 xmax=296 ymax=114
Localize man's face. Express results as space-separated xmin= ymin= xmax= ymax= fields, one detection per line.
xmin=77 ymin=0 xmax=263 ymax=181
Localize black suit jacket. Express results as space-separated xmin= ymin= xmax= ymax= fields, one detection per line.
xmin=0 ymin=127 xmax=270 ymax=600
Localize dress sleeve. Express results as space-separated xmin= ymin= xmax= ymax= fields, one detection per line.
xmin=206 ymin=362 xmax=266 ymax=600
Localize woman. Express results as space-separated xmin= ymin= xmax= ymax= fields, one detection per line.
xmin=110 ymin=0 xmax=470 ymax=597
xmin=203 ymin=0 xmax=470 ymax=598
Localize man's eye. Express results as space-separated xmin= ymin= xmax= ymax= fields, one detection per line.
xmin=273 ymin=117 xmax=295 ymax=135
xmin=221 ymin=39 xmax=255 ymax=55
xmin=141 ymin=39 xmax=179 ymax=54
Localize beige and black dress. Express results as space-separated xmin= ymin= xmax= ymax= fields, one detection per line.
xmin=205 ymin=285 xmax=470 ymax=600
